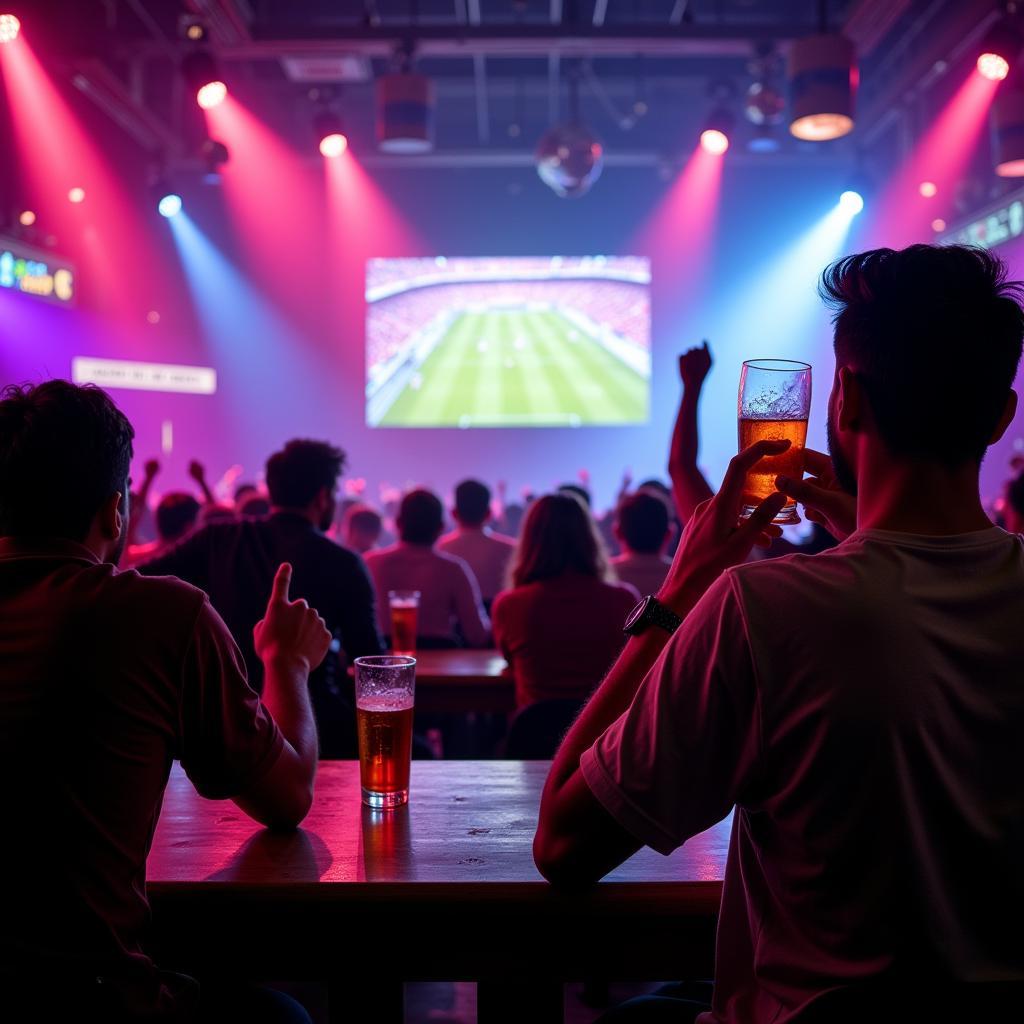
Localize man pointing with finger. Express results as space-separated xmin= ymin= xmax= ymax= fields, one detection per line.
xmin=0 ymin=381 xmax=330 ymax=1021
xmin=535 ymin=245 xmax=1024 ymax=1022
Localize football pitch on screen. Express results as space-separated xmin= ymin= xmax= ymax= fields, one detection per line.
xmin=377 ymin=310 xmax=649 ymax=427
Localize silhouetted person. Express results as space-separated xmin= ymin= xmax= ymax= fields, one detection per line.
xmin=611 ymin=491 xmax=674 ymax=595
xmin=123 ymin=491 xmax=200 ymax=567
xmin=438 ymin=479 xmax=516 ymax=609
xmin=493 ymin=493 xmax=638 ymax=708
xmin=365 ymin=488 xmax=491 ymax=648
xmin=668 ymin=340 xmax=715 ymax=523
xmin=140 ymin=439 xmax=382 ymax=758
xmin=536 ymin=245 xmax=1024 ymax=1023
xmin=0 ymin=381 xmax=326 ymax=1022
xmin=341 ymin=503 xmax=383 ymax=555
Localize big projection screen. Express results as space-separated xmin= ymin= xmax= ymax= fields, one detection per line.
xmin=366 ymin=256 xmax=651 ymax=428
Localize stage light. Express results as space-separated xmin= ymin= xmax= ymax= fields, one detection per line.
xmin=197 ymin=81 xmax=226 ymax=110
xmin=932 ymin=218 xmax=947 ymax=232
xmin=919 ymin=180 xmax=938 ymax=197
xmin=319 ymin=133 xmax=348 ymax=157
xmin=0 ymin=14 xmax=20 ymax=44
xmin=978 ymin=52 xmax=1010 ymax=81
xmin=200 ymin=138 xmax=230 ymax=183
xmin=700 ymin=102 xmax=735 ymax=155
xmin=789 ymin=33 xmax=857 ymax=141
xmin=977 ymin=23 xmax=1021 ymax=82
xmin=182 ymin=51 xmax=227 ymax=110
xmin=18 ymin=209 xmax=35 ymax=226
xmin=700 ymin=128 xmax=730 ymax=154
xmin=839 ymin=190 xmax=864 ymax=215
xmin=314 ymin=110 xmax=348 ymax=157
xmin=158 ymin=192 xmax=182 ymax=218
xmin=68 ymin=186 xmax=85 ymax=204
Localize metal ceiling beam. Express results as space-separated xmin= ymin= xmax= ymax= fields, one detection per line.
xmin=211 ymin=25 xmax=799 ymax=61
xmin=70 ymin=59 xmax=180 ymax=155
xmin=169 ymin=149 xmax=848 ymax=171
xmin=185 ymin=0 xmax=253 ymax=46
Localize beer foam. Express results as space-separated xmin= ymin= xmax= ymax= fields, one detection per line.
xmin=357 ymin=691 xmax=414 ymax=712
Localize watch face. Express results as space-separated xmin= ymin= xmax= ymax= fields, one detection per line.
xmin=624 ymin=596 xmax=651 ymax=632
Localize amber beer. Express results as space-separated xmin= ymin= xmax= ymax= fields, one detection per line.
xmin=388 ymin=590 xmax=419 ymax=657
xmin=738 ymin=359 xmax=812 ymax=525
xmin=354 ymin=655 xmax=416 ymax=808
xmin=357 ymin=694 xmax=414 ymax=805
xmin=738 ymin=417 xmax=808 ymax=519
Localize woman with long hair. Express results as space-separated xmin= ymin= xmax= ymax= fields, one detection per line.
xmin=492 ymin=493 xmax=639 ymax=708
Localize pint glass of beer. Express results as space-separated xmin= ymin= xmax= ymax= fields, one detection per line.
xmin=388 ymin=590 xmax=420 ymax=657
xmin=738 ymin=359 xmax=811 ymax=525
xmin=354 ymin=655 xmax=416 ymax=809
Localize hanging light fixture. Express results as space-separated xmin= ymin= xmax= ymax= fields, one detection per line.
xmin=788 ymin=4 xmax=857 ymax=142
xmin=376 ymin=46 xmax=435 ymax=154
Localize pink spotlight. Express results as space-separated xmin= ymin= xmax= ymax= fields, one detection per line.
xmin=932 ymin=218 xmax=947 ymax=232
xmin=319 ymin=132 xmax=349 ymax=158
xmin=919 ymin=180 xmax=938 ymax=197
xmin=18 ymin=209 xmax=35 ymax=226
xmin=68 ymin=186 xmax=85 ymax=204
xmin=700 ymin=128 xmax=729 ymax=155
xmin=0 ymin=14 xmax=20 ymax=44
xmin=978 ymin=52 xmax=1010 ymax=81
xmin=196 ymin=80 xmax=227 ymax=110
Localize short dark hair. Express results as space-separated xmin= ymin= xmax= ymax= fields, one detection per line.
xmin=155 ymin=492 xmax=201 ymax=541
xmin=616 ymin=492 xmax=670 ymax=554
xmin=454 ymin=479 xmax=491 ymax=527
xmin=265 ymin=439 xmax=346 ymax=508
xmin=557 ymin=483 xmax=591 ymax=507
xmin=238 ymin=494 xmax=270 ymax=518
xmin=0 ymin=380 xmax=134 ymax=541
xmin=398 ymin=488 xmax=444 ymax=545
xmin=511 ymin=493 xmax=609 ymax=587
xmin=344 ymin=503 xmax=382 ymax=535
xmin=821 ymin=244 xmax=1024 ymax=464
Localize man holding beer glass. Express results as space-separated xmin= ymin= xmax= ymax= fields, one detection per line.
xmin=536 ymin=245 xmax=1024 ymax=1022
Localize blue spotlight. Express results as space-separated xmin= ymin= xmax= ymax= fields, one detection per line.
xmin=838 ymin=189 xmax=864 ymax=215
xmin=158 ymin=193 xmax=183 ymax=218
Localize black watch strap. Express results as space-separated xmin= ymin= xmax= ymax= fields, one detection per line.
xmin=623 ymin=595 xmax=683 ymax=637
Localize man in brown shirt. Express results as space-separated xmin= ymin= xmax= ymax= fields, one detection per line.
xmin=0 ymin=380 xmax=329 ymax=1022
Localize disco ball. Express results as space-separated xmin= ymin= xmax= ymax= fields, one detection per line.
xmin=744 ymin=81 xmax=786 ymax=126
xmin=535 ymin=123 xmax=604 ymax=198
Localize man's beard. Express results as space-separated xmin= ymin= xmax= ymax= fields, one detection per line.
xmin=826 ymin=414 xmax=859 ymax=497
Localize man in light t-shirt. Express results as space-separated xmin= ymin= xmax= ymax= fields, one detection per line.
xmin=535 ymin=244 xmax=1024 ymax=1023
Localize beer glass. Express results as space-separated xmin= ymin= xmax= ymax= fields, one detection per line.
xmin=388 ymin=590 xmax=420 ymax=657
xmin=738 ymin=359 xmax=811 ymax=525
xmin=354 ymin=655 xmax=416 ymax=809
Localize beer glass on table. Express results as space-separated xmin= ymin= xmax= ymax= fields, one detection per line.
xmin=388 ymin=590 xmax=420 ymax=657
xmin=737 ymin=359 xmax=812 ymax=525
xmin=354 ymin=655 xmax=416 ymax=809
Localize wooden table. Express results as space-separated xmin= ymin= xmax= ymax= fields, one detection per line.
xmin=358 ymin=649 xmax=515 ymax=714
xmin=148 ymin=760 xmax=728 ymax=1024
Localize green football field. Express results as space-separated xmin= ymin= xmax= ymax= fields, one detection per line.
xmin=377 ymin=310 xmax=649 ymax=427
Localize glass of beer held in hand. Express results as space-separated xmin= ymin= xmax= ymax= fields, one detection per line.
xmin=388 ymin=590 xmax=420 ymax=657
xmin=354 ymin=655 xmax=416 ymax=809
xmin=738 ymin=359 xmax=812 ymax=525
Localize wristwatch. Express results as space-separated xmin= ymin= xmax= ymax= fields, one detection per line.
xmin=623 ymin=595 xmax=683 ymax=637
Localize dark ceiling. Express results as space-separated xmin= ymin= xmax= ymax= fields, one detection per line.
xmin=16 ymin=0 xmax=1005 ymax=182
